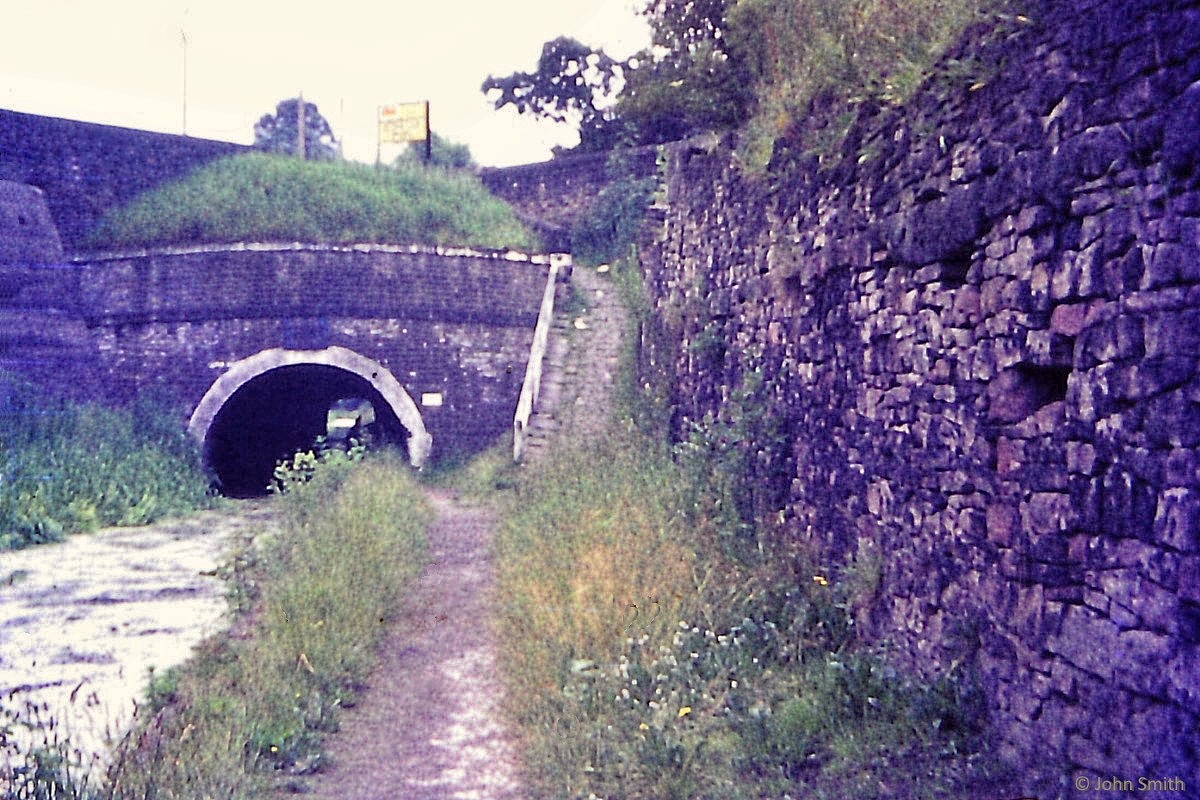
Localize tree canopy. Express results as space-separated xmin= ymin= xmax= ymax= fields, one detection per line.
xmin=481 ymin=36 xmax=629 ymax=153
xmin=253 ymin=97 xmax=341 ymax=161
xmin=481 ymin=0 xmax=994 ymax=166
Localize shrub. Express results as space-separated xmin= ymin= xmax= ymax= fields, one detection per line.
xmin=570 ymin=163 xmax=656 ymax=266
xmin=726 ymin=0 xmax=1008 ymax=169
xmin=84 ymin=153 xmax=534 ymax=252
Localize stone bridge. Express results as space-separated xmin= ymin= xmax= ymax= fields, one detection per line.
xmin=0 ymin=239 xmax=566 ymax=494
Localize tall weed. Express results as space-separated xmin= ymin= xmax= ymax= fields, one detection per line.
xmin=727 ymin=0 xmax=1004 ymax=168
xmin=0 ymin=381 xmax=210 ymax=549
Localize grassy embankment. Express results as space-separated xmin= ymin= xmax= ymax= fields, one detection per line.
xmin=475 ymin=253 xmax=1009 ymax=799
xmin=0 ymin=385 xmax=211 ymax=550
xmin=84 ymin=152 xmax=534 ymax=252
xmin=2 ymin=449 xmax=431 ymax=798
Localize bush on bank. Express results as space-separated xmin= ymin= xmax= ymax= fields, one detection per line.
xmin=0 ymin=383 xmax=211 ymax=550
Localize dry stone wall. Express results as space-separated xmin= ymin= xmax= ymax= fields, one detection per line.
xmin=637 ymin=0 xmax=1200 ymax=794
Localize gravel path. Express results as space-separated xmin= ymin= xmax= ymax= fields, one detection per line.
xmin=290 ymin=489 xmax=523 ymax=800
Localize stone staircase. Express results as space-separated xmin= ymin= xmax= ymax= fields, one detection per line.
xmin=518 ymin=264 xmax=627 ymax=462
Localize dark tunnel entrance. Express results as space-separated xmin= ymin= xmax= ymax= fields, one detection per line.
xmin=204 ymin=364 xmax=410 ymax=496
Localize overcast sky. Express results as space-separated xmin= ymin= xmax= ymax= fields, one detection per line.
xmin=1 ymin=0 xmax=651 ymax=167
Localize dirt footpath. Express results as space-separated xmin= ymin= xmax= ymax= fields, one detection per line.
xmin=292 ymin=489 xmax=523 ymax=800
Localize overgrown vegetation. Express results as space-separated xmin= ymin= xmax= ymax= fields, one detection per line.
xmin=486 ymin=0 xmax=1020 ymax=169
xmin=1 ymin=449 xmax=431 ymax=798
xmin=727 ymin=0 xmax=1017 ymax=168
xmin=488 ymin=247 xmax=1008 ymax=798
xmin=84 ymin=152 xmax=534 ymax=252
xmin=0 ymin=380 xmax=211 ymax=549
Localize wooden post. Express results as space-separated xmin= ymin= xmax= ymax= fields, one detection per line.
xmin=424 ymin=101 xmax=431 ymax=164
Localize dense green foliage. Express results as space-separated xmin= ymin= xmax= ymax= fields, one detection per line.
xmin=0 ymin=382 xmax=211 ymax=549
xmin=1 ymin=453 xmax=431 ymax=798
xmin=253 ymin=97 xmax=341 ymax=161
xmin=485 ymin=0 xmax=1009 ymax=164
xmin=569 ymin=173 xmax=655 ymax=265
xmin=84 ymin=153 xmax=534 ymax=251
xmin=727 ymin=0 xmax=1001 ymax=167
xmin=395 ymin=131 xmax=476 ymax=169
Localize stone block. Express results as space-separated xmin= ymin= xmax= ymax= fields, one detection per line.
xmin=1049 ymin=301 xmax=1093 ymax=336
xmin=1181 ymin=556 xmax=1200 ymax=603
xmin=988 ymin=502 xmax=1020 ymax=547
xmin=1048 ymin=606 xmax=1121 ymax=679
xmin=1026 ymin=492 xmax=1073 ymax=535
xmin=1152 ymin=489 xmax=1200 ymax=551
xmin=1143 ymin=242 xmax=1200 ymax=290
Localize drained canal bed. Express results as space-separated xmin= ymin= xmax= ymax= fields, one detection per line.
xmin=0 ymin=501 xmax=277 ymax=762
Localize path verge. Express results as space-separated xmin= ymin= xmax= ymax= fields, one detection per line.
xmin=285 ymin=488 xmax=523 ymax=800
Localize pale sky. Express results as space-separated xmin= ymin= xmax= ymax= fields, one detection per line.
xmin=1 ymin=0 xmax=651 ymax=167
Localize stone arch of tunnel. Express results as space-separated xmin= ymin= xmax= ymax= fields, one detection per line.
xmin=188 ymin=347 xmax=432 ymax=496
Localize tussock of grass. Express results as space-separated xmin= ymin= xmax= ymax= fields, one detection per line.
xmin=490 ymin=248 xmax=1004 ymax=797
xmin=727 ymin=0 xmax=1010 ymax=169
xmin=84 ymin=153 xmax=535 ymax=252
xmin=87 ymin=453 xmax=431 ymax=798
xmin=0 ymin=381 xmax=211 ymax=549
xmin=496 ymin=434 xmax=1004 ymax=799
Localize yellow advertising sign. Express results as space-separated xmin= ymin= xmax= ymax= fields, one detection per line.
xmin=378 ymin=101 xmax=428 ymax=145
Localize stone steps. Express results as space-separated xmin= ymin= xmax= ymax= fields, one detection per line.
xmin=518 ymin=263 xmax=627 ymax=465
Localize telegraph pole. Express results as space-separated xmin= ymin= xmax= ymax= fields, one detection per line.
xmin=297 ymin=90 xmax=306 ymax=159
xmin=180 ymin=26 xmax=189 ymax=135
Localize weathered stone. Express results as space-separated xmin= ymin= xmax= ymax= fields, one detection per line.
xmin=988 ymin=503 xmax=1020 ymax=547
xmin=1027 ymin=491 xmax=1075 ymax=534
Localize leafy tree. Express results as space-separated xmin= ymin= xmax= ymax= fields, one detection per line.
xmin=617 ymin=0 xmax=754 ymax=142
xmin=253 ymin=97 xmax=341 ymax=160
xmin=395 ymin=132 xmax=476 ymax=169
xmin=481 ymin=36 xmax=628 ymax=154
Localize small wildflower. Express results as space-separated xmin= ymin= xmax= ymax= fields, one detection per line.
xmin=639 ymin=722 xmax=649 ymax=730
xmin=813 ymin=575 xmax=829 ymax=586
xmin=678 ymin=706 xmax=692 ymax=718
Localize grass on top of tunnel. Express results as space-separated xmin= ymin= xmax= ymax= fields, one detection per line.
xmin=83 ymin=153 xmax=535 ymax=252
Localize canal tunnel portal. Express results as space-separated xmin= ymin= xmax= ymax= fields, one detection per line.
xmin=188 ymin=347 xmax=431 ymax=496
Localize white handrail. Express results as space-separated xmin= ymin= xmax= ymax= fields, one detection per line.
xmin=513 ymin=253 xmax=569 ymax=462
